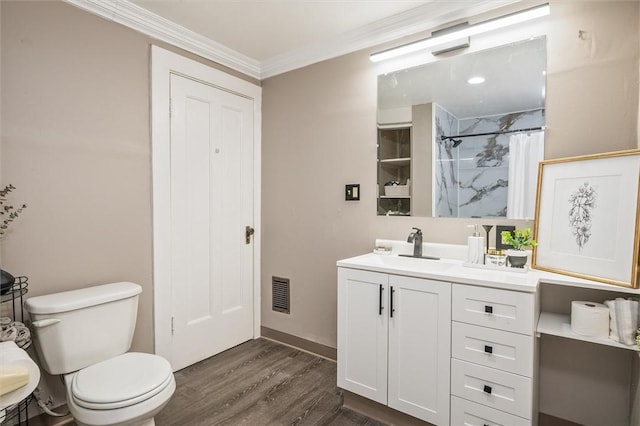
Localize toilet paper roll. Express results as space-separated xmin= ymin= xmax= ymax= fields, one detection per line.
xmin=0 ymin=341 xmax=40 ymax=410
xmin=571 ymin=301 xmax=610 ymax=338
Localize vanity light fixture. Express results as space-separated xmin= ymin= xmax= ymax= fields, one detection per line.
xmin=369 ymin=4 xmax=550 ymax=63
xmin=467 ymin=76 xmax=486 ymax=85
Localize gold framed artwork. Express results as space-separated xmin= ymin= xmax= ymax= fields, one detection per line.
xmin=532 ymin=149 xmax=640 ymax=289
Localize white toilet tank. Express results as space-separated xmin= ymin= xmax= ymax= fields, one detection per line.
xmin=25 ymin=282 xmax=142 ymax=375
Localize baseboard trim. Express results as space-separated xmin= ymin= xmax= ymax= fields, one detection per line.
xmin=260 ymin=326 xmax=337 ymax=361
xmin=343 ymin=391 xmax=584 ymax=426
xmin=27 ymin=405 xmax=73 ymax=426
xmin=539 ymin=412 xmax=584 ymax=426
xmin=343 ymin=391 xmax=431 ymax=425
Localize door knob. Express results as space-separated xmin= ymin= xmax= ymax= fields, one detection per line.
xmin=245 ymin=226 xmax=255 ymax=244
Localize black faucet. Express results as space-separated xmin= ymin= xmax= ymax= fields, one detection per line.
xmin=407 ymin=227 xmax=423 ymax=257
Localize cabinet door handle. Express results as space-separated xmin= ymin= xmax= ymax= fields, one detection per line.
xmin=379 ymin=284 xmax=384 ymax=315
xmin=484 ymin=305 xmax=493 ymax=314
xmin=484 ymin=345 xmax=493 ymax=354
xmin=483 ymin=385 xmax=492 ymax=394
xmin=390 ymin=286 xmax=395 ymax=318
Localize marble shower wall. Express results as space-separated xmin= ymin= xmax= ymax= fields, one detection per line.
xmin=435 ymin=108 xmax=544 ymax=218
xmin=434 ymin=105 xmax=459 ymax=217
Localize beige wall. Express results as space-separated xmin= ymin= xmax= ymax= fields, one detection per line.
xmin=411 ymin=103 xmax=432 ymax=217
xmin=1 ymin=0 xmax=154 ymax=352
xmin=262 ymin=49 xmax=375 ymax=344
xmin=545 ymin=1 xmax=639 ymax=159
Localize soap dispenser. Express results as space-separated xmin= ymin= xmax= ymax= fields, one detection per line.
xmin=467 ymin=224 xmax=485 ymax=264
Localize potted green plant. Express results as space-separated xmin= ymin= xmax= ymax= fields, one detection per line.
xmin=0 ymin=184 xmax=27 ymax=294
xmin=500 ymin=228 xmax=537 ymax=268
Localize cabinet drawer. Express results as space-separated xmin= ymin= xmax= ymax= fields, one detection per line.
xmin=451 ymin=396 xmax=531 ymax=426
xmin=451 ymin=359 xmax=532 ymax=419
xmin=452 ymin=284 xmax=535 ymax=335
xmin=452 ymin=322 xmax=533 ymax=377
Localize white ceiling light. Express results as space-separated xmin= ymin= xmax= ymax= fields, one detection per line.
xmin=370 ymin=4 xmax=550 ymax=63
xmin=467 ymin=76 xmax=486 ymax=85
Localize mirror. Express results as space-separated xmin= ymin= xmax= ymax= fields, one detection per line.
xmin=377 ymin=37 xmax=546 ymax=218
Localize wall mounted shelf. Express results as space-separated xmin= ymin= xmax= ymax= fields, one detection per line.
xmin=537 ymin=312 xmax=639 ymax=352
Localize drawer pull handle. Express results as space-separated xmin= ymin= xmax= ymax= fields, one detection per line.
xmin=484 ymin=305 xmax=493 ymax=314
xmin=484 ymin=345 xmax=493 ymax=354
xmin=483 ymin=385 xmax=492 ymax=394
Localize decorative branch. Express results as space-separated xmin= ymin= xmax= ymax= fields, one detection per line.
xmin=0 ymin=184 xmax=27 ymax=240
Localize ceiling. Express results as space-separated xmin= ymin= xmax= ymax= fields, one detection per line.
xmin=130 ymin=0 xmax=431 ymax=62
xmin=67 ymin=0 xmax=520 ymax=79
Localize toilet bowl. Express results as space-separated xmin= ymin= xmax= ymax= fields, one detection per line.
xmin=64 ymin=353 xmax=175 ymax=426
xmin=25 ymin=282 xmax=175 ymax=426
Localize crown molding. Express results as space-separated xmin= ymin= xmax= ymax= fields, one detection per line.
xmin=64 ymin=0 xmax=523 ymax=81
xmin=63 ymin=0 xmax=261 ymax=79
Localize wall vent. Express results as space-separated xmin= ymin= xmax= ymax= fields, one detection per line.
xmin=272 ymin=276 xmax=290 ymax=314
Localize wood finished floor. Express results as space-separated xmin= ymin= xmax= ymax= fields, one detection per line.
xmin=155 ymin=338 xmax=386 ymax=426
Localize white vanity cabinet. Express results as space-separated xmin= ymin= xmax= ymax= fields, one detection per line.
xmin=337 ymin=247 xmax=640 ymax=425
xmin=450 ymin=283 xmax=537 ymax=425
xmin=337 ymin=267 xmax=451 ymax=425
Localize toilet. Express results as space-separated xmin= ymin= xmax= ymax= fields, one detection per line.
xmin=25 ymin=282 xmax=175 ymax=426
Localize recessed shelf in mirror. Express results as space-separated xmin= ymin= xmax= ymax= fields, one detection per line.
xmin=377 ymin=126 xmax=412 ymax=216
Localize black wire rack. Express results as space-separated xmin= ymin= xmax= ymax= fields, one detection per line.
xmin=1 ymin=276 xmax=32 ymax=425
xmin=0 ymin=276 xmax=28 ymax=322
xmin=1 ymin=393 xmax=33 ymax=425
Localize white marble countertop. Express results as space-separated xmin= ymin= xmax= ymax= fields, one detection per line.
xmin=337 ymin=240 xmax=640 ymax=295
xmin=337 ymin=252 xmax=540 ymax=292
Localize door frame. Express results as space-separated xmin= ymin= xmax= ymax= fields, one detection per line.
xmin=150 ymin=45 xmax=262 ymax=361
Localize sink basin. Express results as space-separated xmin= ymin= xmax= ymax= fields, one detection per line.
xmin=363 ymin=254 xmax=458 ymax=274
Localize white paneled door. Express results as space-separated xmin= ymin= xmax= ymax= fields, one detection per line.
xmin=167 ymin=73 xmax=254 ymax=370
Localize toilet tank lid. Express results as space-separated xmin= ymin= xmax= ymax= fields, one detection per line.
xmin=25 ymin=282 xmax=142 ymax=315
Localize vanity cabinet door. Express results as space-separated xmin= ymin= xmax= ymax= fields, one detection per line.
xmin=337 ymin=268 xmax=388 ymax=404
xmin=387 ymin=275 xmax=451 ymax=425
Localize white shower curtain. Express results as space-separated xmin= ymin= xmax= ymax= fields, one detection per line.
xmin=507 ymin=131 xmax=544 ymax=220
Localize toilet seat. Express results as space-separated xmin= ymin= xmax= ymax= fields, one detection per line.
xmin=71 ymin=352 xmax=173 ymax=410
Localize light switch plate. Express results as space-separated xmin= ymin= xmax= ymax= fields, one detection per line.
xmin=345 ymin=184 xmax=360 ymax=201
